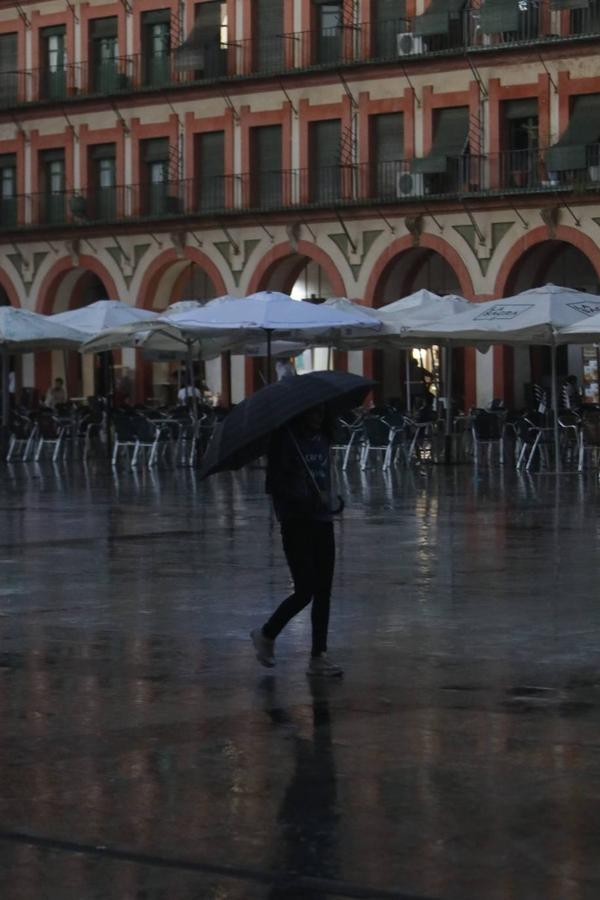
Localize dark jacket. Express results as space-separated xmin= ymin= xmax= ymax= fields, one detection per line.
xmin=266 ymin=427 xmax=332 ymax=521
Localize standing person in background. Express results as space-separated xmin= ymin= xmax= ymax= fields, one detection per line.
xmin=44 ymin=377 xmax=67 ymax=409
xmin=251 ymin=404 xmax=343 ymax=678
xmin=275 ymin=357 xmax=296 ymax=381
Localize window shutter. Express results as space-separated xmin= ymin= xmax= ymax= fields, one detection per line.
xmin=91 ymin=143 xmax=117 ymax=160
xmin=143 ymin=138 xmax=169 ymax=163
xmin=41 ymin=25 xmax=67 ymax=38
xmin=550 ymin=0 xmax=589 ymax=10
xmin=545 ymin=93 xmax=600 ymax=171
xmin=90 ymin=17 xmax=118 ymax=39
xmin=374 ymin=0 xmax=406 ymax=22
xmin=415 ymin=0 xmax=465 ymax=36
xmin=41 ymin=148 xmax=66 ymax=163
xmin=480 ymin=0 xmax=521 ymax=34
xmin=312 ymin=119 xmax=341 ymax=169
xmin=253 ymin=125 xmax=282 ymax=173
xmin=412 ymin=107 xmax=469 ymax=174
xmin=256 ymin=0 xmax=283 ymax=39
xmin=503 ymin=98 xmax=538 ymax=120
xmin=142 ymin=9 xmax=171 ymax=26
xmin=372 ymin=113 xmax=404 ymax=163
xmin=0 ymin=34 xmax=17 ymax=72
xmin=199 ymin=131 xmax=225 ymax=178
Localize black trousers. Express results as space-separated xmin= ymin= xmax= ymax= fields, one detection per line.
xmin=263 ymin=519 xmax=335 ymax=656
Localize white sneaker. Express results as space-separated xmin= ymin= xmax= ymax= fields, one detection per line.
xmin=251 ymin=628 xmax=275 ymax=668
xmin=306 ymin=654 xmax=343 ymax=677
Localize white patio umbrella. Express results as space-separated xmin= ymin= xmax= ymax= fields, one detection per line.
xmin=0 ymin=307 xmax=85 ymax=430
xmin=416 ymin=284 xmax=600 ymax=469
xmin=51 ymin=299 xmax=157 ymax=334
xmin=156 ymin=290 xmax=382 ymax=382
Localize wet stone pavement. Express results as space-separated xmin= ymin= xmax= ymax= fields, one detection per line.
xmin=1 ymin=461 xmax=600 ymax=899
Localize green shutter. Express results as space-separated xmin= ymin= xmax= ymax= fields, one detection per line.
xmin=90 ymin=17 xmax=118 ymax=38
xmin=412 ymin=107 xmax=469 ymax=174
xmin=545 ymin=93 xmax=600 ymax=171
xmin=414 ymin=0 xmax=465 ymax=36
xmin=372 ymin=113 xmax=404 ymax=164
xmin=199 ymin=131 xmax=225 ymax=179
xmin=41 ymin=25 xmax=66 ymax=38
xmin=143 ymin=138 xmax=169 ymax=163
xmin=91 ymin=143 xmax=116 ymax=160
xmin=550 ymin=0 xmax=589 ymax=10
xmin=254 ymin=125 xmax=282 ymax=173
xmin=142 ymin=9 xmax=171 ymax=25
xmin=480 ymin=0 xmax=520 ymax=34
xmin=312 ymin=119 xmax=341 ymax=169
xmin=503 ymin=98 xmax=538 ymax=120
xmin=0 ymin=34 xmax=17 ymax=72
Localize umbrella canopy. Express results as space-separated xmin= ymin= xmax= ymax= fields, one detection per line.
xmin=199 ymin=370 xmax=374 ymax=478
xmin=378 ymin=289 xmax=471 ymax=342
xmin=81 ymin=323 xmax=229 ymax=359
xmin=559 ymin=310 xmax=600 ymax=343
xmin=158 ymin=291 xmax=381 ymax=340
xmin=0 ymin=306 xmax=85 ymax=350
xmin=52 ymin=300 xmax=156 ymax=336
xmin=415 ymin=284 xmax=600 ymax=345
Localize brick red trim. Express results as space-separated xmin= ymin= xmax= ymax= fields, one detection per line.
xmin=36 ymin=255 xmax=119 ymax=315
xmin=488 ymin=74 xmax=550 ymax=188
xmin=365 ymin=234 xmax=476 ymax=305
xmin=30 ymin=127 xmax=75 ymax=198
xmin=132 ymin=0 xmax=178 ymax=59
xmin=30 ymin=8 xmax=75 ymax=96
xmin=136 ymin=246 xmax=227 ymax=309
xmin=298 ymin=96 xmax=352 ymax=202
xmin=80 ymin=2 xmax=126 ymax=85
xmin=79 ymin=122 xmax=126 ymax=215
xmin=494 ymin=225 xmax=600 ymax=297
xmin=130 ymin=115 xmax=179 ymax=214
xmin=422 ymin=83 xmax=480 ymax=156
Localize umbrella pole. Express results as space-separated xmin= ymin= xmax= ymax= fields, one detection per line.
xmin=551 ymin=341 xmax=561 ymax=472
xmin=104 ymin=351 xmax=113 ymax=464
xmin=186 ymin=340 xmax=198 ymax=420
xmin=444 ymin=343 xmax=453 ymax=465
xmin=405 ymin=351 xmax=411 ymax=413
xmin=1 ymin=347 xmax=9 ymax=460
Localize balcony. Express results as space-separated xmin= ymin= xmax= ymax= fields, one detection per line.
xmin=2 ymin=4 xmax=600 ymax=112
xmin=2 ymin=149 xmax=600 ymax=234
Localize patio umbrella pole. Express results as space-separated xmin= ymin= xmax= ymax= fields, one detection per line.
xmin=104 ymin=352 xmax=113 ymax=464
xmin=551 ymin=340 xmax=561 ymax=472
xmin=186 ymin=340 xmax=198 ymax=420
xmin=444 ymin=342 xmax=453 ymax=465
xmin=1 ymin=347 xmax=9 ymax=459
xmin=405 ymin=351 xmax=411 ymax=413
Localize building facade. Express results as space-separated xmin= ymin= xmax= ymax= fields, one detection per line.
xmin=1 ymin=0 xmax=600 ymax=407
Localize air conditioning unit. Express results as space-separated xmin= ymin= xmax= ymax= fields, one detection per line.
xmin=588 ymin=165 xmax=600 ymax=183
xmin=396 ymin=171 xmax=425 ymax=198
xmin=396 ymin=32 xmax=424 ymax=57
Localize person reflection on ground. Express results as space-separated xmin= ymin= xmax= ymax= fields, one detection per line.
xmin=262 ymin=678 xmax=340 ymax=900
xmin=251 ymin=404 xmax=343 ymax=677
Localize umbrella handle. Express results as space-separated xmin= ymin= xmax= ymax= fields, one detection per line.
xmin=329 ymin=495 xmax=345 ymax=515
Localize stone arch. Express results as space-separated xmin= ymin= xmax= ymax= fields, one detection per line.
xmin=246 ymin=240 xmax=346 ymax=297
xmin=36 ymin=255 xmax=119 ymax=315
xmin=494 ymin=225 xmax=600 ymax=298
xmin=136 ymin=247 xmax=227 ymax=310
xmin=365 ymin=234 xmax=476 ymax=305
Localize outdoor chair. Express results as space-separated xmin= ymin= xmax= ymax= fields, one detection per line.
xmin=381 ymin=411 xmax=409 ymax=468
xmin=404 ymin=414 xmax=435 ymax=464
xmin=470 ymin=408 xmax=505 ymax=466
xmin=6 ymin=412 xmax=37 ymax=461
xmin=331 ymin=414 xmax=363 ymax=470
xmin=578 ymin=411 xmax=600 ymax=472
xmin=34 ymin=413 xmax=66 ymax=462
xmin=112 ymin=413 xmax=141 ymax=467
xmin=558 ymin=410 xmax=581 ymax=467
xmin=359 ymin=415 xmax=391 ymax=470
xmin=515 ymin=412 xmax=553 ymax=471
xmin=131 ymin=417 xmax=173 ymax=468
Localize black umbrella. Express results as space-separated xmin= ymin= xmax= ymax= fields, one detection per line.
xmin=200 ymin=370 xmax=375 ymax=478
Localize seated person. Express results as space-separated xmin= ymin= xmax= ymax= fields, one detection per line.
xmin=44 ymin=377 xmax=67 ymax=409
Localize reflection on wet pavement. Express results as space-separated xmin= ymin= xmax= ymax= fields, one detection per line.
xmin=1 ymin=463 xmax=600 ymax=899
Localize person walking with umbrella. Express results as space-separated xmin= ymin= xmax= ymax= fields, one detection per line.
xmin=198 ymin=370 xmax=374 ymax=677
xmin=251 ymin=403 xmax=343 ymax=677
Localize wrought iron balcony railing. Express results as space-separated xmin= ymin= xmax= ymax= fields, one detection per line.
xmin=2 ymin=149 xmax=599 ymax=232
xmin=1 ymin=4 xmax=600 ymax=111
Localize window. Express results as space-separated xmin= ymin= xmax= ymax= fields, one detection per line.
xmin=310 ymin=119 xmax=341 ymax=202
xmin=0 ymin=34 xmax=18 ymax=106
xmin=196 ymin=131 xmax=225 ymax=211
xmin=412 ymin=106 xmax=470 ymax=193
xmin=142 ymin=138 xmax=176 ymax=215
xmin=41 ymin=26 xmax=67 ymax=100
xmin=255 ymin=0 xmax=284 ymax=73
xmin=371 ymin=113 xmax=404 ymax=199
xmin=373 ymin=0 xmax=406 ymax=58
xmin=251 ymin=125 xmax=282 ymax=208
xmin=193 ymin=2 xmax=227 ymax=76
xmin=91 ymin=144 xmax=117 ymax=220
xmin=568 ymin=0 xmax=600 ymax=36
xmin=142 ymin=10 xmax=171 ymax=86
xmin=90 ymin=18 xmax=119 ymax=93
xmin=501 ymin=98 xmax=538 ymax=188
xmin=545 ymin=93 xmax=600 ymax=177
xmin=41 ymin=150 xmax=66 ymax=223
xmin=0 ymin=155 xmax=17 ymax=227
xmin=314 ymin=1 xmax=343 ymax=64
